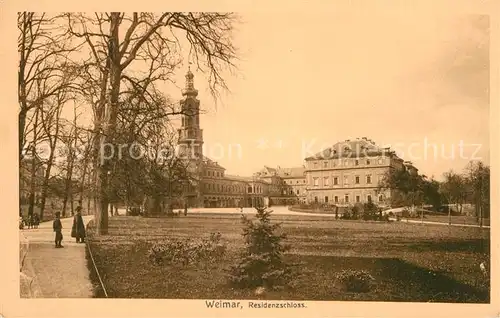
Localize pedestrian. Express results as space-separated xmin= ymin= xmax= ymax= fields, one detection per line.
xmin=53 ymin=212 xmax=63 ymax=248
xmin=19 ymin=212 xmax=24 ymax=230
xmin=27 ymin=214 xmax=33 ymax=229
xmin=184 ymin=202 xmax=188 ymax=216
xmin=33 ymin=213 xmax=40 ymax=229
xmin=71 ymin=206 xmax=86 ymax=243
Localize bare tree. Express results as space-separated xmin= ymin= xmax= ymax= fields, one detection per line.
xmin=37 ymin=90 xmax=71 ymax=220
xmin=465 ymin=161 xmax=490 ymax=227
xmin=440 ymin=170 xmax=468 ymax=225
xmin=65 ymin=12 xmax=238 ymax=234
xmin=18 ymin=12 xmax=79 ymax=161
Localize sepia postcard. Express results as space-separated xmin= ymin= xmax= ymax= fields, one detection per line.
xmin=0 ymin=0 xmax=499 ymax=317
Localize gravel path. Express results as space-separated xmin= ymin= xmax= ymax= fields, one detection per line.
xmin=20 ymin=216 xmax=94 ymax=298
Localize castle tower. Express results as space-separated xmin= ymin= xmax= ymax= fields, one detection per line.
xmin=178 ymin=67 xmax=203 ymax=159
xmin=177 ymin=67 xmax=204 ymax=208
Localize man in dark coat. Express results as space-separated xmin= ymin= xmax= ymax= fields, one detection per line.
xmin=72 ymin=206 xmax=86 ymax=243
xmin=53 ymin=212 xmax=63 ymax=248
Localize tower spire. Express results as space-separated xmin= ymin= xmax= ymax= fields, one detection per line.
xmin=183 ymin=64 xmax=198 ymax=97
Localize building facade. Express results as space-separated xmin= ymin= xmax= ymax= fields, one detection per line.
xmin=304 ymin=138 xmax=417 ymax=206
xmin=176 ymin=70 xmax=418 ymax=208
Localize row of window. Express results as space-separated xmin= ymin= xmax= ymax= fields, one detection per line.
xmin=311 ymin=157 xmax=386 ymax=169
xmin=181 ymin=116 xmax=199 ymax=127
xmin=204 ymin=170 xmax=224 ymax=178
xmin=203 ymin=183 xmax=263 ymax=194
xmin=279 ymin=189 xmax=304 ymax=196
xmin=180 ymin=129 xmax=201 ymax=139
xmin=284 ymin=179 xmax=307 ymax=185
xmin=312 ymin=174 xmax=383 ymax=186
xmin=314 ymin=194 xmax=384 ymax=204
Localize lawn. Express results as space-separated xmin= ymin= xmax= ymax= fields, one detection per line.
xmin=86 ymin=212 xmax=490 ymax=302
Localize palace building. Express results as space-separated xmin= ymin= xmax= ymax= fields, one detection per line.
xmin=177 ymin=69 xmax=305 ymax=208
xmin=304 ymin=138 xmax=417 ymax=206
xmin=177 ymin=69 xmax=417 ymax=208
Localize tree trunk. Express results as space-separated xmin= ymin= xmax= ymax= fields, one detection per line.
xmin=18 ymin=107 xmax=28 ymax=161
xmin=62 ymin=196 xmax=68 ymax=217
xmin=448 ymin=206 xmax=451 ymax=226
xmin=79 ymin=155 xmax=89 ymax=203
xmin=70 ymin=190 xmax=75 ymax=216
xmin=479 ymin=204 xmax=483 ymax=228
xmin=39 ymin=148 xmax=56 ymax=221
xmin=94 ymin=12 xmax=122 ymax=235
xmin=62 ymin=148 xmax=75 ymax=217
xmin=27 ymin=108 xmax=40 ymax=218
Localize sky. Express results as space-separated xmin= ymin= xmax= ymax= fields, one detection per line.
xmin=56 ymin=10 xmax=490 ymax=181
xmin=161 ymin=11 xmax=490 ymax=180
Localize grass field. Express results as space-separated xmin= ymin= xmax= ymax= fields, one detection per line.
xmin=86 ymin=212 xmax=490 ymax=302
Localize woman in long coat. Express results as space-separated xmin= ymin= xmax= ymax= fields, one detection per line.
xmin=71 ymin=206 xmax=86 ymax=243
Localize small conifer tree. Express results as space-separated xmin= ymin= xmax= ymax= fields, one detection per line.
xmin=228 ymin=207 xmax=294 ymax=290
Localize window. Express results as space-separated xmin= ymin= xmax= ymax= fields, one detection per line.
xmin=334 ymin=196 xmax=339 ymax=203
xmin=367 ymin=195 xmax=372 ymax=202
xmin=313 ymin=178 xmax=319 ymax=186
xmin=367 ymin=175 xmax=372 ymax=184
xmin=296 ymin=189 xmax=300 ymax=195
xmin=366 ymin=159 xmax=371 ymax=165
xmin=333 ymin=177 xmax=338 ymax=185
xmin=378 ymin=158 xmax=383 ymax=164
xmin=344 ymin=160 xmax=349 ymax=166
xmin=345 ymin=195 xmax=349 ymax=203
xmin=324 ymin=177 xmax=329 ymax=186
xmin=296 ymin=180 xmax=299 ymax=184
xmin=379 ymin=195 xmax=383 ymax=202
xmin=355 ymin=176 xmax=360 ymax=184
xmin=356 ymin=195 xmax=360 ymax=203
xmin=323 ymin=161 xmax=328 ymax=168
xmin=344 ymin=176 xmax=349 ymax=185
xmin=314 ymin=162 xmax=318 ymax=168
xmin=248 ymin=186 xmax=252 ymax=193
xmin=325 ymin=196 xmax=329 ymax=203
xmin=355 ymin=159 xmax=359 ymax=166
xmin=314 ymin=196 xmax=318 ymax=203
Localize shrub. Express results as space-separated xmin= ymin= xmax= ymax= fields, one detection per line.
xmin=335 ymin=269 xmax=375 ymax=293
xmin=228 ymin=207 xmax=296 ymax=290
xmin=127 ymin=207 xmax=142 ymax=216
xmin=147 ymin=232 xmax=226 ymax=266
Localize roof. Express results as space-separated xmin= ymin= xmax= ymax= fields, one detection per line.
xmin=202 ymin=156 xmax=225 ymax=170
xmin=224 ymin=174 xmax=270 ymax=184
xmin=224 ymin=174 xmax=252 ymax=182
xmin=254 ymin=165 xmax=306 ymax=179
xmin=275 ymin=166 xmax=306 ymax=178
xmin=304 ymin=137 xmax=398 ymax=160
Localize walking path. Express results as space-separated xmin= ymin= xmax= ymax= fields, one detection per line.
xmin=389 ymin=217 xmax=490 ymax=228
xmin=117 ymin=206 xmax=490 ymax=228
xmin=19 ymin=215 xmax=94 ymax=298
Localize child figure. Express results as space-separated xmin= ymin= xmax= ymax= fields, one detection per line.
xmin=53 ymin=212 xmax=63 ymax=248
